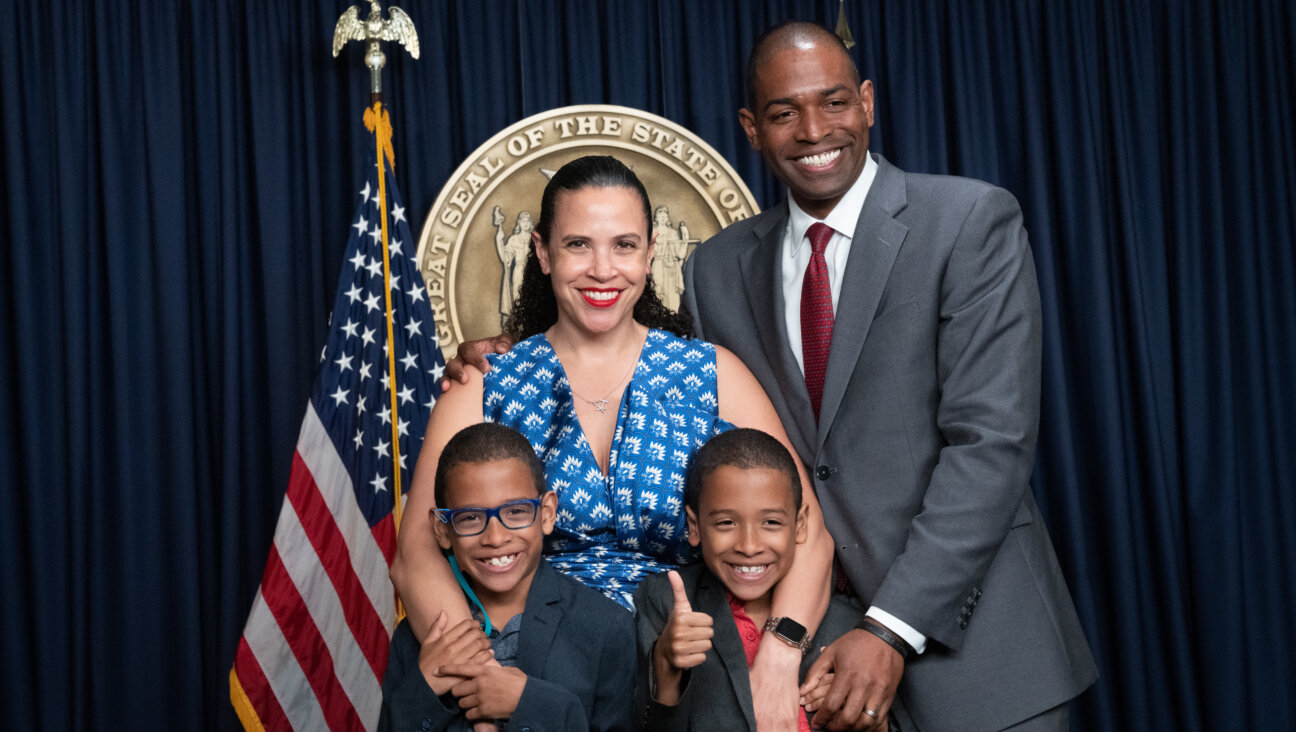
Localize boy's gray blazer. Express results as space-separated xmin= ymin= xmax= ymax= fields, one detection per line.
xmin=632 ymin=564 xmax=859 ymax=731
xmin=682 ymin=153 xmax=1096 ymax=731
xmin=380 ymin=561 xmax=635 ymax=732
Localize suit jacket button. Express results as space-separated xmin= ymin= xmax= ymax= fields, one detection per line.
xmin=816 ymin=465 xmax=832 ymax=480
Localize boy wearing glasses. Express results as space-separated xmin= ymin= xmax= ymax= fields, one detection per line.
xmin=379 ymin=423 xmax=635 ymax=732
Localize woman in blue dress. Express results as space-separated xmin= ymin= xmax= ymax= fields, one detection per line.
xmin=393 ymin=156 xmax=832 ymax=716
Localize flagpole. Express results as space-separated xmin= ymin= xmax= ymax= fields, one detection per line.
xmin=229 ymin=10 xmax=436 ymax=728
xmin=334 ymin=2 xmax=420 ymax=543
xmin=372 ymin=106 xmax=403 ymax=537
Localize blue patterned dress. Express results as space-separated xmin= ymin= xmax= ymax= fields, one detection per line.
xmin=482 ymin=329 xmax=734 ymax=609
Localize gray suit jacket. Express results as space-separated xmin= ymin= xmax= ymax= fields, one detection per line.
xmin=632 ymin=565 xmax=863 ymax=732
xmin=379 ymin=561 xmax=635 ymax=732
xmin=682 ymin=154 xmax=1097 ymax=731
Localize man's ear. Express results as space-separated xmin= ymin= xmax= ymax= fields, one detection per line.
xmin=685 ymin=506 xmax=701 ymax=548
xmin=539 ymin=490 xmax=558 ymax=535
xmin=738 ymin=108 xmax=760 ymax=150
xmin=794 ymin=503 xmax=809 ymax=545
xmin=432 ymin=509 xmax=454 ymax=551
xmin=859 ymin=79 xmax=875 ymax=127
xmin=532 ymin=231 xmax=550 ymax=274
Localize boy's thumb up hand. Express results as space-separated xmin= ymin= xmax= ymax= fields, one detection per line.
xmin=668 ymin=569 xmax=693 ymax=614
xmin=657 ymin=570 xmax=713 ymax=671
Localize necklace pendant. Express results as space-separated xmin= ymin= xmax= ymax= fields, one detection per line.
xmin=590 ymin=399 xmax=609 ymax=413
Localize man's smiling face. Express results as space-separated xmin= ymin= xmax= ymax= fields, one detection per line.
xmin=740 ymin=39 xmax=874 ymax=220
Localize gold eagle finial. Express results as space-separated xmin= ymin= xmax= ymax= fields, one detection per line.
xmin=333 ymin=1 xmax=419 ymax=59
xmin=333 ymin=2 xmax=419 ymax=96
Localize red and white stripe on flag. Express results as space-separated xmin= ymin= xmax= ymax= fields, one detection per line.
xmin=231 ymin=146 xmax=445 ymax=730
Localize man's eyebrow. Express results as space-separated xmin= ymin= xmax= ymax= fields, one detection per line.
xmin=762 ymin=85 xmax=852 ymax=111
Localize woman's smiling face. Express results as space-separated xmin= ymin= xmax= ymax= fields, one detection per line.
xmin=533 ymin=185 xmax=655 ymax=337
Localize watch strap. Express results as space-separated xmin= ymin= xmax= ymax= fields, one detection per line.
xmin=856 ymin=618 xmax=914 ymax=660
xmin=763 ymin=616 xmax=813 ymax=652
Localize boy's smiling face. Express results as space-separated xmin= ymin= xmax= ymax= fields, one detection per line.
xmin=433 ymin=458 xmax=557 ymax=608
xmin=686 ymin=464 xmax=808 ymax=604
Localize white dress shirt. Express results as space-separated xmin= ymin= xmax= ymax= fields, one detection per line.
xmin=779 ymin=153 xmax=928 ymax=655
xmin=781 ymin=154 xmax=877 ymax=371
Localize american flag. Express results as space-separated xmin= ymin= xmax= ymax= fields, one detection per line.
xmin=230 ymin=146 xmax=445 ymax=730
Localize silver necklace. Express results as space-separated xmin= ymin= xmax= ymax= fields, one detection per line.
xmin=569 ymin=355 xmax=639 ymax=414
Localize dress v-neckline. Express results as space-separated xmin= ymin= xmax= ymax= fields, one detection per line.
xmin=541 ymin=331 xmax=650 ymax=481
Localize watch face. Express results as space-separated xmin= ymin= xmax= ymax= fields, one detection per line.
xmin=774 ymin=617 xmax=807 ymax=643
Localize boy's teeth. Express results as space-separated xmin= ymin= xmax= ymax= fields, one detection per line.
xmin=734 ymin=564 xmax=767 ymax=575
xmin=485 ymin=554 xmax=517 ymax=567
xmin=799 ymin=150 xmax=840 ymax=167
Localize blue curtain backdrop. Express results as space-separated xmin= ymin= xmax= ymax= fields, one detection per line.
xmin=2 ymin=1 xmax=1293 ymax=729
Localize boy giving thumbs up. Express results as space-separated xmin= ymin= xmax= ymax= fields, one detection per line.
xmin=633 ymin=429 xmax=893 ymax=731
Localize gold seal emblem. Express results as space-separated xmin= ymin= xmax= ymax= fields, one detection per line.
xmin=416 ymin=104 xmax=759 ymax=358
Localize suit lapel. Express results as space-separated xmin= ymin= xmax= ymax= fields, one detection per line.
xmin=696 ymin=571 xmax=758 ymax=731
xmin=738 ymin=200 xmax=817 ymax=457
xmin=817 ymin=156 xmax=909 ymax=448
xmin=516 ymin=562 xmax=563 ymax=674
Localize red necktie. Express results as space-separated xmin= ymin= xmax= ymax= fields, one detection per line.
xmin=801 ymin=222 xmax=835 ymax=419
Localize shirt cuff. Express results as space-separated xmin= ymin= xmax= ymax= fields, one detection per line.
xmin=866 ymin=606 xmax=928 ymax=655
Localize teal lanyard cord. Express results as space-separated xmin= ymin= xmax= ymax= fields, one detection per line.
xmin=448 ymin=557 xmax=493 ymax=636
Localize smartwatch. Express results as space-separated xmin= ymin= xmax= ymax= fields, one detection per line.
xmin=763 ymin=616 xmax=813 ymax=652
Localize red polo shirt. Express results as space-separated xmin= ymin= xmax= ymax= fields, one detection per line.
xmin=727 ymin=592 xmax=813 ymax=732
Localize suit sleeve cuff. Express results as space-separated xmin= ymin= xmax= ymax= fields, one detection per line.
xmin=866 ymin=606 xmax=928 ymax=655
xmin=644 ymin=674 xmax=694 ymax=730
xmin=383 ymin=669 xmax=460 ymax=731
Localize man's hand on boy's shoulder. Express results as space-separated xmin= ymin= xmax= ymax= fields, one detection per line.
xmin=417 ymin=611 xmax=495 ymax=695
xmin=442 ymin=663 xmax=528 ymax=721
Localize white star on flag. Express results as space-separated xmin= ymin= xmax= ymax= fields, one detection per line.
xmin=231 ymin=134 xmax=446 ymax=732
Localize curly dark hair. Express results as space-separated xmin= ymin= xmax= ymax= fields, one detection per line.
xmin=503 ymin=155 xmax=695 ymax=340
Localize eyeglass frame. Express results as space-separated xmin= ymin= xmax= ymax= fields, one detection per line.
xmin=433 ymin=497 xmax=545 ymax=537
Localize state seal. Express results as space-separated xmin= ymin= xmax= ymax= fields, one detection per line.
xmin=416 ymin=105 xmax=759 ymax=359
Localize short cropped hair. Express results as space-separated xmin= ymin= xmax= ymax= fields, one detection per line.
xmin=685 ymin=428 xmax=801 ymax=513
xmin=434 ymin=423 xmax=546 ymax=507
xmin=745 ymin=21 xmax=862 ymax=109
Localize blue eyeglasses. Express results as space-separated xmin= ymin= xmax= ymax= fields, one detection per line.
xmin=434 ymin=498 xmax=543 ymax=537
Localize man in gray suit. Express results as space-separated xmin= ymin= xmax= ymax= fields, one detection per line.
xmin=681 ymin=21 xmax=1097 ymax=732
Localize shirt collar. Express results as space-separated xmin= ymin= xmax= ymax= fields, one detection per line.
xmin=787 ymin=153 xmax=878 ymax=255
